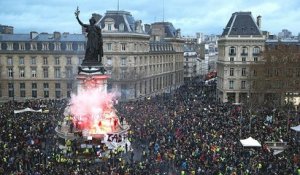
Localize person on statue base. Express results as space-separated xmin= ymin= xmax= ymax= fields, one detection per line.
xmin=75 ymin=7 xmax=103 ymax=64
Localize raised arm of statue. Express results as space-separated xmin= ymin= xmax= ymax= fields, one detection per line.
xmin=75 ymin=7 xmax=88 ymax=28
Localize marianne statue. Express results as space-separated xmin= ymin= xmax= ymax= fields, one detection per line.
xmin=75 ymin=7 xmax=103 ymax=65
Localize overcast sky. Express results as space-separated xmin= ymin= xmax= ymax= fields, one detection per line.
xmin=0 ymin=0 xmax=299 ymax=36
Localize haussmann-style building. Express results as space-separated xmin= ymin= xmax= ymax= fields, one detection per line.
xmin=216 ymin=12 xmax=266 ymax=103
xmin=0 ymin=10 xmax=184 ymax=102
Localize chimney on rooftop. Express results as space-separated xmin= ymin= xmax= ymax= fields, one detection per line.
xmin=257 ymin=15 xmax=262 ymax=29
xmin=53 ymin=31 xmax=61 ymax=39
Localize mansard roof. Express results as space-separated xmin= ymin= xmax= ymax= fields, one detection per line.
xmin=0 ymin=33 xmax=85 ymax=42
xmin=148 ymin=22 xmax=177 ymax=38
xmin=222 ymin=12 xmax=262 ymax=36
xmin=98 ymin=10 xmax=136 ymax=32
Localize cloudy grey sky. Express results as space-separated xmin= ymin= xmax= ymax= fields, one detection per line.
xmin=0 ymin=0 xmax=299 ymax=36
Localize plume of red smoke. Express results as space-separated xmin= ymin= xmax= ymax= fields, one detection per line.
xmin=69 ymin=88 xmax=118 ymax=133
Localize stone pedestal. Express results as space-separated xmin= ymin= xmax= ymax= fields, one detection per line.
xmin=77 ymin=66 xmax=108 ymax=94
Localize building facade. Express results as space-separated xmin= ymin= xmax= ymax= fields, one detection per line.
xmin=217 ymin=12 xmax=266 ymax=103
xmin=99 ymin=11 xmax=184 ymax=100
xmin=0 ymin=10 xmax=184 ymax=102
xmin=0 ymin=31 xmax=85 ymax=102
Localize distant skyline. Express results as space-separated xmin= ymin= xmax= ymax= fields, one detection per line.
xmin=0 ymin=0 xmax=299 ymax=36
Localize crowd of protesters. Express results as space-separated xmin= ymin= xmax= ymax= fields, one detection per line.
xmin=0 ymin=78 xmax=299 ymax=174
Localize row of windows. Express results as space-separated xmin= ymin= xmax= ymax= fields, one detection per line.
xmin=6 ymin=56 xmax=73 ymax=65
xmin=0 ymin=42 xmax=85 ymax=51
xmin=229 ymin=80 xmax=246 ymax=89
xmin=229 ymin=57 xmax=258 ymax=62
xmin=105 ymin=54 xmax=176 ymax=67
xmin=229 ymin=46 xmax=260 ymax=55
xmin=6 ymin=67 xmax=73 ymax=78
xmin=7 ymin=82 xmax=72 ymax=89
xmin=266 ymin=68 xmax=300 ymax=77
xmin=229 ymin=68 xmax=247 ymax=76
xmin=7 ymin=89 xmax=70 ymax=98
xmin=6 ymin=82 xmax=72 ymax=98
xmin=105 ymin=42 xmax=174 ymax=52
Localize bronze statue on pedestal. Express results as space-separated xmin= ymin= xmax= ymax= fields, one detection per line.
xmin=75 ymin=7 xmax=103 ymax=66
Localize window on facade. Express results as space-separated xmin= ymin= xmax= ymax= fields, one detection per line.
xmin=43 ymin=57 xmax=48 ymax=65
xmin=242 ymin=68 xmax=246 ymax=76
xmin=253 ymin=69 xmax=257 ymax=76
xmin=121 ymin=57 xmax=127 ymax=66
xmin=242 ymin=47 xmax=248 ymax=55
xmin=42 ymin=43 xmax=49 ymax=50
xmin=43 ymin=68 xmax=49 ymax=78
xmin=19 ymin=43 xmax=25 ymax=50
xmin=121 ymin=69 xmax=126 ymax=79
xmin=8 ymin=83 xmax=14 ymax=97
xmin=8 ymin=68 xmax=13 ymax=78
xmin=229 ymin=46 xmax=236 ymax=55
xmin=108 ymin=24 xmax=112 ymax=31
xmin=286 ymin=68 xmax=293 ymax=77
xmin=31 ymin=57 xmax=36 ymax=65
xmin=20 ymin=82 xmax=25 ymax=89
xmin=140 ymin=57 xmax=143 ymax=65
xmin=7 ymin=57 xmax=13 ymax=65
xmin=107 ymin=57 xmax=112 ymax=66
xmin=242 ymin=57 xmax=246 ymax=62
xmin=67 ymin=83 xmax=72 ymax=89
xmin=55 ymin=57 xmax=60 ymax=65
xmin=275 ymin=68 xmax=279 ymax=76
xmin=230 ymin=57 xmax=234 ymax=62
xmin=55 ymin=83 xmax=61 ymax=89
xmin=229 ymin=80 xmax=234 ymax=89
xmin=253 ymin=46 xmax=260 ymax=54
xmin=55 ymin=68 xmax=61 ymax=78
xmin=66 ymin=68 xmax=73 ymax=78
xmin=67 ymin=57 xmax=72 ymax=65
xmin=77 ymin=43 xmax=84 ymax=51
xmin=254 ymin=57 xmax=258 ymax=62
xmin=44 ymin=90 xmax=49 ymax=98
xmin=7 ymin=43 xmax=13 ymax=50
xmin=230 ymin=68 xmax=234 ymax=76
xmin=121 ymin=43 xmax=126 ymax=51
xmin=32 ymin=83 xmax=37 ymax=89
xmin=134 ymin=44 xmax=137 ymax=51
xmin=107 ymin=43 xmax=112 ymax=51
xmin=66 ymin=43 xmax=72 ymax=51
xmin=55 ymin=91 xmax=61 ymax=98
xmin=32 ymin=83 xmax=37 ymax=98
xmin=20 ymin=83 xmax=26 ymax=97
xmin=19 ymin=57 xmax=24 ymax=65
xmin=31 ymin=68 xmax=37 ymax=78
xmin=43 ymin=83 xmax=49 ymax=89
xmin=54 ymin=42 xmax=61 ymax=51
xmin=241 ymin=81 xmax=246 ymax=89
xmin=30 ymin=43 xmax=37 ymax=50
xmin=19 ymin=68 xmax=25 ymax=78
xmin=78 ymin=57 xmax=83 ymax=65
xmin=119 ymin=23 xmax=124 ymax=31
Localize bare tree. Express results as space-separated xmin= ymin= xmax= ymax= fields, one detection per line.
xmin=249 ymin=42 xmax=300 ymax=107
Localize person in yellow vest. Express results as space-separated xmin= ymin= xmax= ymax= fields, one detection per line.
xmin=257 ymin=162 xmax=262 ymax=172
